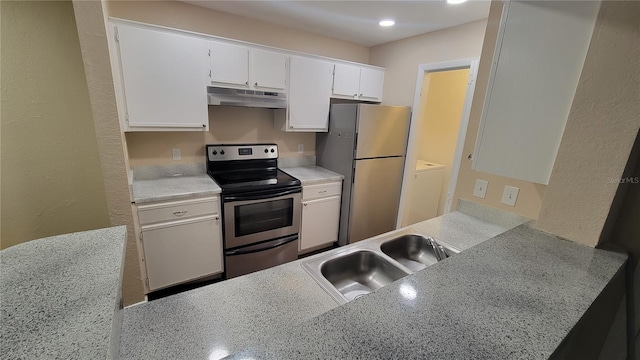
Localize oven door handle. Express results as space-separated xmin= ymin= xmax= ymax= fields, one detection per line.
xmin=225 ymin=235 xmax=298 ymax=256
xmin=224 ymin=188 xmax=300 ymax=202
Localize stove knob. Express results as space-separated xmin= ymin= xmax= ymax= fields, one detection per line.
xmin=264 ymin=149 xmax=269 ymax=153
xmin=212 ymin=150 xmax=218 ymax=155
xmin=220 ymin=150 xmax=225 ymax=155
xmin=270 ymin=148 xmax=275 ymax=153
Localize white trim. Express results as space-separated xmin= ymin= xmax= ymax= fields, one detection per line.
xmin=396 ymin=58 xmax=480 ymax=228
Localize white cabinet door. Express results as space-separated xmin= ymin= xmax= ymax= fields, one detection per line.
xmin=332 ymin=63 xmax=360 ymax=98
xmin=472 ymin=1 xmax=600 ymax=184
xmin=286 ymin=56 xmax=333 ymax=131
xmin=142 ymin=215 xmax=223 ymax=291
xmin=359 ymin=67 xmax=384 ymax=101
xmin=209 ymin=41 xmax=249 ymax=87
xmin=251 ymin=49 xmax=287 ymax=90
xmin=300 ymin=196 xmax=341 ymax=252
xmin=116 ymin=25 xmax=209 ymax=130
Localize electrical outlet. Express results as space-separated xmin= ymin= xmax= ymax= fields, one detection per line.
xmin=473 ymin=179 xmax=488 ymax=199
xmin=501 ymin=186 xmax=519 ymax=206
xmin=297 ymin=144 xmax=304 ymax=154
xmin=171 ymin=148 xmax=181 ymax=161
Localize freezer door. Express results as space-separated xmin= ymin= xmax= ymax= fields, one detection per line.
xmin=355 ymin=105 xmax=411 ymax=159
xmin=349 ymin=156 xmax=405 ymax=243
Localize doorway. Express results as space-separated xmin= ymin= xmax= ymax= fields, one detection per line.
xmin=397 ymin=59 xmax=479 ymax=227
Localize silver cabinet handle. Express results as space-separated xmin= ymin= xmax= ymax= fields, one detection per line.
xmin=360 ymin=93 xmax=363 ymax=96
xmin=303 ymin=203 xmax=307 ymax=206
xmin=353 ymin=93 xmax=357 ymax=97
xmin=214 ymin=215 xmax=219 ymax=220
xmin=319 ymin=190 xmax=327 ymax=194
xmin=245 ymin=81 xmax=249 ymax=86
xmin=255 ymin=82 xmax=258 ymax=86
xmin=173 ymin=210 xmax=188 ymax=217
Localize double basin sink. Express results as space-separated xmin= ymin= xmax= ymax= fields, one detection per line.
xmin=302 ymin=233 xmax=459 ymax=304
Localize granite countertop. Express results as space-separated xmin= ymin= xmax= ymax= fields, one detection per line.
xmin=0 ymin=226 xmax=127 ymax=359
xmin=132 ymin=175 xmax=221 ymax=203
xmin=227 ymin=224 xmax=627 ymax=359
xmin=131 ymin=164 xmax=221 ymax=203
xmin=280 ymin=165 xmax=344 ymax=186
xmin=416 ymin=199 xmax=531 ymax=251
xmin=119 ymin=203 xmax=525 ymax=359
xmin=120 ymin=258 xmax=339 ymax=359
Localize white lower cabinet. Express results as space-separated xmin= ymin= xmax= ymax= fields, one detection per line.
xmin=137 ymin=197 xmax=223 ymax=292
xmin=299 ymin=182 xmax=341 ymax=254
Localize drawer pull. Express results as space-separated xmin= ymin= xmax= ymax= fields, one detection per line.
xmin=318 ymin=190 xmax=327 ymax=194
xmin=214 ymin=215 xmax=219 ymax=220
xmin=173 ymin=210 xmax=188 ymax=217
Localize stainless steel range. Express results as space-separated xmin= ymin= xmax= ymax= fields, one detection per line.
xmin=206 ymin=144 xmax=301 ymax=278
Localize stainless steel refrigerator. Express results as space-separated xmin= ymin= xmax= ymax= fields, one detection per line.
xmin=316 ymin=104 xmax=411 ymax=245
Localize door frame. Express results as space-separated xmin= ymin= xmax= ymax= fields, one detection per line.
xmin=396 ymin=58 xmax=480 ymax=228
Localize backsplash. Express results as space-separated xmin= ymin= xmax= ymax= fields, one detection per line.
xmin=278 ymin=156 xmax=316 ymax=168
xmin=132 ymin=163 xmax=206 ymax=180
xmin=125 ymin=106 xmax=316 ymax=167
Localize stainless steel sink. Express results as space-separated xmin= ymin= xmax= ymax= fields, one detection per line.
xmin=320 ymin=250 xmax=410 ymax=302
xmin=380 ymin=234 xmax=445 ymax=272
xmin=302 ymin=231 xmax=459 ymax=304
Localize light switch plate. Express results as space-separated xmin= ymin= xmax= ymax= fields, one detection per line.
xmin=171 ymin=148 xmax=181 ymax=161
xmin=473 ymin=179 xmax=488 ymax=199
xmin=501 ymin=185 xmax=519 ymax=206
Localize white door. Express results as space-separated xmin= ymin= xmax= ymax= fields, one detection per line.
xmin=359 ymin=67 xmax=384 ymax=101
xmin=142 ymin=215 xmax=223 ymax=291
xmin=332 ymin=63 xmax=360 ymax=98
xmin=209 ymin=41 xmax=249 ymax=87
xmin=287 ymin=56 xmax=333 ymax=130
xmin=116 ymin=25 xmax=209 ymax=129
xmin=300 ymin=196 xmax=341 ymax=251
xmin=251 ymin=49 xmax=287 ymax=90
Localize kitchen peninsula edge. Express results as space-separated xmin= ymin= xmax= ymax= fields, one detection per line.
xmin=0 ymin=226 xmax=127 ymax=359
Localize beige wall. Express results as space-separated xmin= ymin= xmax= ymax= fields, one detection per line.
xmin=369 ymin=19 xmax=487 ymax=107
xmin=72 ymin=0 xmax=144 ymax=305
xmin=452 ymin=2 xmax=546 ymax=220
xmin=536 ymin=1 xmax=640 ymax=247
xmin=105 ymin=1 xmax=369 ymax=63
xmin=0 ymin=1 xmax=111 ymax=249
xmin=127 ymin=107 xmax=315 ymax=166
xmin=417 ymin=69 xmax=469 ymax=216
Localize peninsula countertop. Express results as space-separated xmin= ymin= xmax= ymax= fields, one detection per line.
xmin=119 ymin=204 xmax=528 ymax=359
xmin=0 ymin=226 xmax=127 ymax=360
xmin=227 ymin=224 xmax=627 ymax=359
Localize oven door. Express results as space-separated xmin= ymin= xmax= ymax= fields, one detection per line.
xmin=223 ymin=188 xmax=301 ymax=249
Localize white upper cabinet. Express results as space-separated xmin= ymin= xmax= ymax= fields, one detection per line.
xmin=114 ymin=25 xmax=209 ymax=131
xmin=209 ymin=42 xmax=250 ymax=87
xmin=332 ymin=64 xmax=384 ymax=102
xmin=275 ymin=56 xmax=333 ymax=132
xmin=359 ymin=67 xmax=385 ymax=100
xmin=332 ymin=63 xmax=361 ymax=98
xmin=209 ymin=43 xmax=287 ymax=91
xmin=472 ymin=1 xmax=600 ymax=185
xmin=251 ymin=49 xmax=287 ymax=90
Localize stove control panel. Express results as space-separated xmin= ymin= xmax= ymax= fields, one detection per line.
xmin=207 ymin=144 xmax=278 ymax=161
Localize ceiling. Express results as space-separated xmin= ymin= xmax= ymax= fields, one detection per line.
xmin=183 ymin=1 xmax=491 ymax=47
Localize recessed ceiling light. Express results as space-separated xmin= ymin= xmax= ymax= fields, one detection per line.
xmin=447 ymin=0 xmax=468 ymax=4
xmin=379 ymin=19 xmax=395 ymax=27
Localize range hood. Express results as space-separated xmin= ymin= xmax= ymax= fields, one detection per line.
xmin=207 ymin=86 xmax=287 ymax=109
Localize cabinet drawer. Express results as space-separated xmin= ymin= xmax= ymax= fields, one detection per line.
xmin=138 ymin=197 xmax=219 ymax=225
xmin=302 ymin=182 xmax=341 ymax=200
